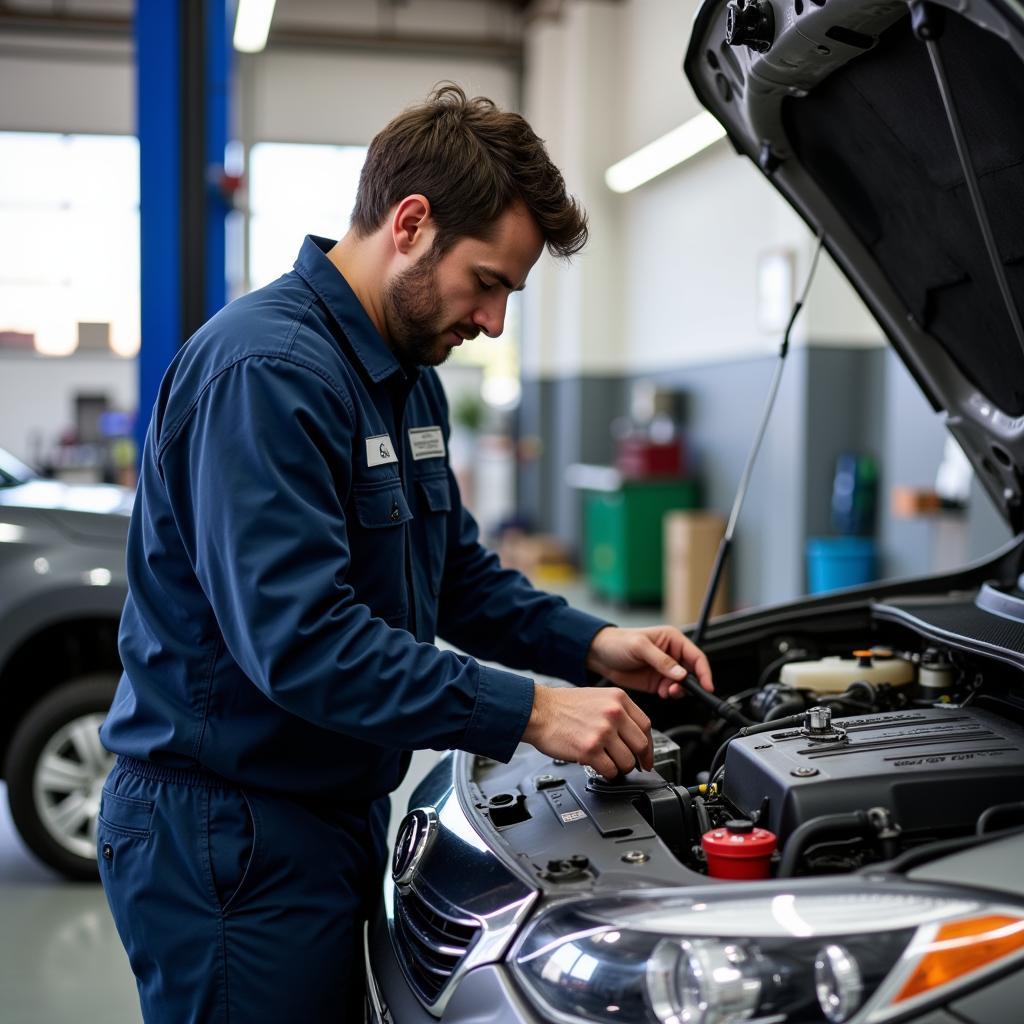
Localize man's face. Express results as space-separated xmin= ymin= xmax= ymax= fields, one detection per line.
xmin=383 ymin=202 xmax=544 ymax=367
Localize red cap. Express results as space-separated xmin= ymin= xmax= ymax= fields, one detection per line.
xmin=702 ymin=820 xmax=777 ymax=879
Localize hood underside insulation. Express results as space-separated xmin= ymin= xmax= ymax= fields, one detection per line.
xmin=782 ymin=11 xmax=1024 ymax=416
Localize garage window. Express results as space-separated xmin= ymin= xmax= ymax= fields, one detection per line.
xmin=0 ymin=132 xmax=140 ymax=357
xmin=248 ymin=142 xmax=367 ymax=290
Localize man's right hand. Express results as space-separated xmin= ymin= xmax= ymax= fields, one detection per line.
xmin=521 ymin=684 xmax=653 ymax=779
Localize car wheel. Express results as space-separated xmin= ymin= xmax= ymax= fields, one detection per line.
xmin=5 ymin=674 xmax=118 ymax=881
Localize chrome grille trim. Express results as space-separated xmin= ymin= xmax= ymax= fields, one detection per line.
xmin=393 ymin=883 xmax=481 ymax=1001
xmin=383 ymin=765 xmax=539 ymax=1017
xmin=387 ymin=879 xmax=537 ymax=1016
xmin=395 ymin=889 xmax=473 ymax=958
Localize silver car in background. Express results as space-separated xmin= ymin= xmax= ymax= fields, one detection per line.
xmin=0 ymin=446 xmax=130 ymax=879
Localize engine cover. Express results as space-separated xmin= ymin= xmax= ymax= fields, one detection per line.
xmin=723 ymin=707 xmax=1024 ymax=842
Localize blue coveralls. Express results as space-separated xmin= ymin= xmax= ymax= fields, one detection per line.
xmin=99 ymin=235 xmax=609 ymax=1022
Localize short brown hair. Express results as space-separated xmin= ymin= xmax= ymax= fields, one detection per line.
xmin=351 ymin=83 xmax=588 ymax=260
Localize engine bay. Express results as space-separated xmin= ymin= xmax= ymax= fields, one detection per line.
xmin=467 ymin=583 xmax=1024 ymax=889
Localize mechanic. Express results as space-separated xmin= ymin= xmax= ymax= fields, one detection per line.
xmin=97 ymin=84 xmax=713 ymax=1023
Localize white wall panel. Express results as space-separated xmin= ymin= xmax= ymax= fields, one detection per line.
xmin=0 ymin=37 xmax=133 ymax=135
xmin=248 ymin=50 xmax=518 ymax=145
xmin=521 ymin=0 xmax=882 ymax=377
xmin=621 ymin=147 xmax=811 ymax=370
xmin=620 ymin=0 xmax=705 ymax=158
xmin=0 ymin=355 xmax=136 ymax=465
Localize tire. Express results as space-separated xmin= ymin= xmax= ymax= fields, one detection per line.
xmin=5 ymin=674 xmax=119 ymax=881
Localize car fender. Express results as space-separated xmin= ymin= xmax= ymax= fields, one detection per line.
xmin=0 ymin=584 xmax=128 ymax=677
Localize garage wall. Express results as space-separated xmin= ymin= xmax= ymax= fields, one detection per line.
xmin=245 ymin=50 xmax=517 ymax=146
xmin=0 ymin=353 xmax=136 ymax=466
xmin=519 ymin=0 xmax=1008 ymax=608
xmin=0 ymin=34 xmax=133 ymax=135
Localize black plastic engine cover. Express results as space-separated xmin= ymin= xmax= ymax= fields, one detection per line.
xmin=723 ymin=707 xmax=1024 ymax=842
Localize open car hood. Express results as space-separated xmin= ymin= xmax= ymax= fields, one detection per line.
xmin=684 ymin=0 xmax=1024 ymax=531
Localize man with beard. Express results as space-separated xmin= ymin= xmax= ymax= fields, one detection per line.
xmin=98 ymin=85 xmax=713 ymax=1023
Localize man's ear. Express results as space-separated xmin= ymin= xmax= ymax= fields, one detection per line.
xmin=390 ymin=194 xmax=433 ymax=256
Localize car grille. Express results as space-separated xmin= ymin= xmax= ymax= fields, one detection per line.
xmin=393 ymin=883 xmax=482 ymax=1004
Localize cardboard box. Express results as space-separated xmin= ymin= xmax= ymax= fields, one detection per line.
xmin=497 ymin=530 xmax=577 ymax=585
xmin=663 ymin=512 xmax=728 ymax=627
xmin=890 ymin=486 xmax=942 ymax=518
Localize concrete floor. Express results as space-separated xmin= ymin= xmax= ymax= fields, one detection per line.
xmin=0 ymin=583 xmax=654 ymax=1021
xmin=0 ymin=784 xmax=141 ymax=1023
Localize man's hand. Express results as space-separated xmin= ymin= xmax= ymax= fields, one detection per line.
xmin=522 ymin=685 xmax=653 ymax=777
xmin=586 ymin=625 xmax=714 ymax=700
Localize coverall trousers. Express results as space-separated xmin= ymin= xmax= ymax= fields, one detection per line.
xmin=98 ymin=756 xmax=389 ymax=1023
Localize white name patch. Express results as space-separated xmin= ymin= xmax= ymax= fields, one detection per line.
xmin=408 ymin=426 xmax=446 ymax=461
xmin=365 ymin=434 xmax=398 ymax=468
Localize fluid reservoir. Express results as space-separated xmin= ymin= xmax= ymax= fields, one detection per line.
xmin=918 ymin=647 xmax=956 ymax=694
xmin=779 ymin=650 xmax=915 ymax=694
xmin=702 ymin=820 xmax=777 ymax=879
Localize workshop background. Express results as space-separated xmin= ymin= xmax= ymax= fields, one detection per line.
xmin=0 ymin=0 xmax=1010 ymax=1020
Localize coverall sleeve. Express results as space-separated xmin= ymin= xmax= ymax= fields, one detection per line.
xmin=157 ymin=355 xmax=534 ymax=763
xmin=437 ymin=489 xmax=609 ymax=684
xmin=432 ymin=381 xmax=610 ymax=683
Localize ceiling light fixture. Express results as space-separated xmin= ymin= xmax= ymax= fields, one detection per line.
xmin=604 ymin=112 xmax=727 ymax=193
xmin=233 ymin=0 xmax=277 ymax=53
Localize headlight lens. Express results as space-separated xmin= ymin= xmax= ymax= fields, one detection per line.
xmin=511 ymin=885 xmax=1024 ymax=1024
xmin=814 ymin=944 xmax=862 ymax=1023
xmin=647 ymin=938 xmax=765 ymax=1023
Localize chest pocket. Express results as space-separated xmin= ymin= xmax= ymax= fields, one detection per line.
xmin=415 ymin=471 xmax=450 ymax=595
xmin=354 ymin=480 xmax=413 ymax=529
xmin=349 ymin=479 xmax=413 ymax=622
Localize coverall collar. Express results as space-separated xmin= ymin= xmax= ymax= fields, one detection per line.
xmin=294 ymin=235 xmax=409 ymax=385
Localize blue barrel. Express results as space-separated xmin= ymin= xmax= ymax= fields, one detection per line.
xmin=806 ymin=537 xmax=878 ymax=594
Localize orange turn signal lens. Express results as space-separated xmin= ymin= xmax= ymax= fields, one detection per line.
xmin=895 ymin=914 xmax=1024 ymax=1004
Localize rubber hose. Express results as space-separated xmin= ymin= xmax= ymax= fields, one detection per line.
xmin=664 ymin=724 xmax=705 ymax=743
xmin=778 ymin=811 xmax=868 ymax=878
xmin=977 ymin=801 xmax=1024 ymax=835
xmin=873 ymin=824 xmax=1024 ymax=875
xmin=707 ymin=712 xmax=806 ymax=785
xmin=765 ymin=698 xmax=807 ymax=721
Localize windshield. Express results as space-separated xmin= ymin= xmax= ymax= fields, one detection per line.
xmin=0 ymin=448 xmax=36 ymax=488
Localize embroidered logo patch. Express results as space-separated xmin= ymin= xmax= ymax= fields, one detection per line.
xmin=366 ymin=434 xmax=398 ymax=467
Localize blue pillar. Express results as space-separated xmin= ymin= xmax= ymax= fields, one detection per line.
xmin=205 ymin=0 xmax=231 ymax=321
xmin=134 ymin=0 xmax=231 ymax=459
xmin=135 ymin=2 xmax=180 ymax=458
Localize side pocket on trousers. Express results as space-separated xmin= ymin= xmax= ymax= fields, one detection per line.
xmin=98 ymin=788 xmax=154 ymax=839
xmin=96 ymin=787 xmax=154 ymax=948
xmin=205 ymin=787 xmax=260 ymax=914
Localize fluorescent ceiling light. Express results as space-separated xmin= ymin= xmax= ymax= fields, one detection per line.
xmin=604 ymin=112 xmax=727 ymax=194
xmin=234 ymin=0 xmax=277 ymax=53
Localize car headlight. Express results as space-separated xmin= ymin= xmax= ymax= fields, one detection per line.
xmin=511 ymin=884 xmax=1024 ymax=1023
